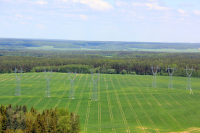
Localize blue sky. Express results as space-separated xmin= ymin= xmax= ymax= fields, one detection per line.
xmin=1 ymin=0 xmax=200 ymax=42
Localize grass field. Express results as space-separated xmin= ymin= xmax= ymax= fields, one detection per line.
xmin=129 ymin=48 xmax=200 ymax=52
xmin=0 ymin=73 xmax=200 ymax=132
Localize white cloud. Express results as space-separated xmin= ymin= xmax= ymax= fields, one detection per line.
xmin=15 ymin=14 xmax=23 ymax=18
xmin=80 ymin=15 xmax=87 ymax=20
xmin=194 ymin=10 xmax=200 ymax=15
xmin=21 ymin=22 xmax=27 ymax=25
xmin=36 ymin=24 xmax=45 ymax=29
xmin=58 ymin=0 xmax=68 ymax=1
xmin=35 ymin=1 xmax=48 ymax=5
xmin=116 ymin=1 xmax=128 ymax=6
xmin=145 ymin=3 xmax=171 ymax=10
xmin=26 ymin=16 xmax=34 ymax=20
xmin=132 ymin=3 xmax=144 ymax=7
xmin=178 ymin=9 xmax=186 ymax=14
xmin=73 ymin=0 xmax=113 ymax=10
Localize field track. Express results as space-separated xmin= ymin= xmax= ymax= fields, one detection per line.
xmin=0 ymin=73 xmax=200 ymax=132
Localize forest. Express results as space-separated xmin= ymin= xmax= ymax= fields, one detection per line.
xmin=0 ymin=104 xmax=80 ymax=133
xmin=0 ymin=50 xmax=199 ymax=77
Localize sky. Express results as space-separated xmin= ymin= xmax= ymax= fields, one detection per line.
xmin=0 ymin=0 xmax=200 ymax=42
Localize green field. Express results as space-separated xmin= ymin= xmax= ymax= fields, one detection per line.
xmin=129 ymin=48 xmax=200 ymax=52
xmin=0 ymin=73 xmax=200 ymax=132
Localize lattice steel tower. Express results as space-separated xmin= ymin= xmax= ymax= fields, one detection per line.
xmin=69 ymin=70 xmax=76 ymax=99
xmin=186 ymin=66 xmax=193 ymax=90
xmin=15 ymin=67 xmax=22 ymax=96
xmin=168 ymin=66 xmax=175 ymax=89
xmin=44 ymin=68 xmax=52 ymax=98
xmin=91 ymin=70 xmax=100 ymax=101
xmin=151 ymin=66 xmax=158 ymax=88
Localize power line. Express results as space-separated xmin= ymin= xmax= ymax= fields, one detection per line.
xmin=185 ymin=66 xmax=193 ymax=91
xmin=69 ymin=70 xmax=76 ymax=99
xmin=167 ymin=65 xmax=175 ymax=89
xmin=44 ymin=68 xmax=52 ymax=98
xmin=91 ymin=70 xmax=100 ymax=101
xmin=151 ymin=66 xmax=158 ymax=88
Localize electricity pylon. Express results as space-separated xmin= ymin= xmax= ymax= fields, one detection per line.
xmin=185 ymin=66 xmax=193 ymax=90
xmin=44 ymin=68 xmax=52 ymax=98
xmin=167 ymin=66 xmax=175 ymax=89
xmin=151 ymin=66 xmax=158 ymax=88
xmin=91 ymin=70 xmax=100 ymax=101
xmin=69 ymin=70 xmax=76 ymax=99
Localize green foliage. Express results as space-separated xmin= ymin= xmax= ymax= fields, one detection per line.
xmin=70 ymin=112 xmax=80 ymax=133
xmin=0 ymin=105 xmax=80 ymax=133
xmin=57 ymin=108 xmax=69 ymax=117
xmin=107 ymin=69 xmax=117 ymax=74
xmin=0 ymin=51 xmax=200 ymax=77
xmin=1 ymin=115 xmax=6 ymax=131
xmin=57 ymin=116 xmax=71 ymax=133
xmin=121 ymin=69 xmax=127 ymax=74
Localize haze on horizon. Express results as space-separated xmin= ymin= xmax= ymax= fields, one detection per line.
xmin=1 ymin=0 xmax=200 ymax=43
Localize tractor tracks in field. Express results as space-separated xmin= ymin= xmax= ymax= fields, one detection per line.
xmin=134 ymin=76 xmax=183 ymax=130
xmin=103 ymin=75 xmax=116 ymax=133
xmin=109 ymin=75 xmax=131 ymax=133
xmin=53 ymin=74 xmax=69 ymax=109
xmin=157 ymin=78 xmax=198 ymax=126
xmin=75 ymin=74 xmax=88 ymax=114
xmin=121 ymin=76 xmax=159 ymax=133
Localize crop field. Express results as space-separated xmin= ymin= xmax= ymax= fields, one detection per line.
xmin=129 ymin=48 xmax=200 ymax=53
xmin=0 ymin=73 xmax=200 ymax=132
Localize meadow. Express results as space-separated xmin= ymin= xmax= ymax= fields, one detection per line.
xmin=0 ymin=73 xmax=200 ymax=132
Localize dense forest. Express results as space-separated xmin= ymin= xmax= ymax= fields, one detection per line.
xmin=0 ymin=104 xmax=80 ymax=133
xmin=0 ymin=50 xmax=199 ymax=77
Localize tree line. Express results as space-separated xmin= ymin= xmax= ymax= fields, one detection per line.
xmin=0 ymin=104 xmax=80 ymax=133
xmin=0 ymin=51 xmax=200 ymax=77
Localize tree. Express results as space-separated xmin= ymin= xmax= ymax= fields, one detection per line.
xmin=57 ymin=116 xmax=70 ymax=133
xmin=2 ymin=115 xmax=6 ymax=132
xmin=70 ymin=112 xmax=80 ymax=133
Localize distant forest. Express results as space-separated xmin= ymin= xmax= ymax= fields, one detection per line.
xmin=0 ymin=38 xmax=200 ymax=50
xmin=0 ymin=50 xmax=199 ymax=78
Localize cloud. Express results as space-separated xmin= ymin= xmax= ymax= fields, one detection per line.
xmin=35 ymin=1 xmax=48 ymax=5
xmin=194 ymin=10 xmax=200 ymax=15
xmin=145 ymin=3 xmax=171 ymax=10
xmin=80 ymin=15 xmax=87 ymax=20
xmin=58 ymin=0 xmax=68 ymax=1
xmin=177 ymin=9 xmax=186 ymax=14
xmin=116 ymin=1 xmax=128 ymax=6
xmin=36 ymin=24 xmax=45 ymax=29
xmin=179 ymin=3 xmax=195 ymax=7
xmin=73 ymin=0 xmax=113 ymax=10
xmin=26 ymin=16 xmax=34 ymax=20
xmin=15 ymin=14 xmax=23 ymax=18
xmin=132 ymin=3 xmax=144 ymax=7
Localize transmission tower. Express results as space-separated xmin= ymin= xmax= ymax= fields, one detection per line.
xmin=69 ymin=70 xmax=76 ymax=99
xmin=15 ymin=68 xmax=22 ymax=96
xmin=167 ymin=66 xmax=175 ymax=89
xmin=91 ymin=70 xmax=100 ymax=101
xmin=44 ymin=68 xmax=52 ymax=98
xmin=185 ymin=66 xmax=193 ymax=90
xmin=151 ymin=66 xmax=158 ymax=88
